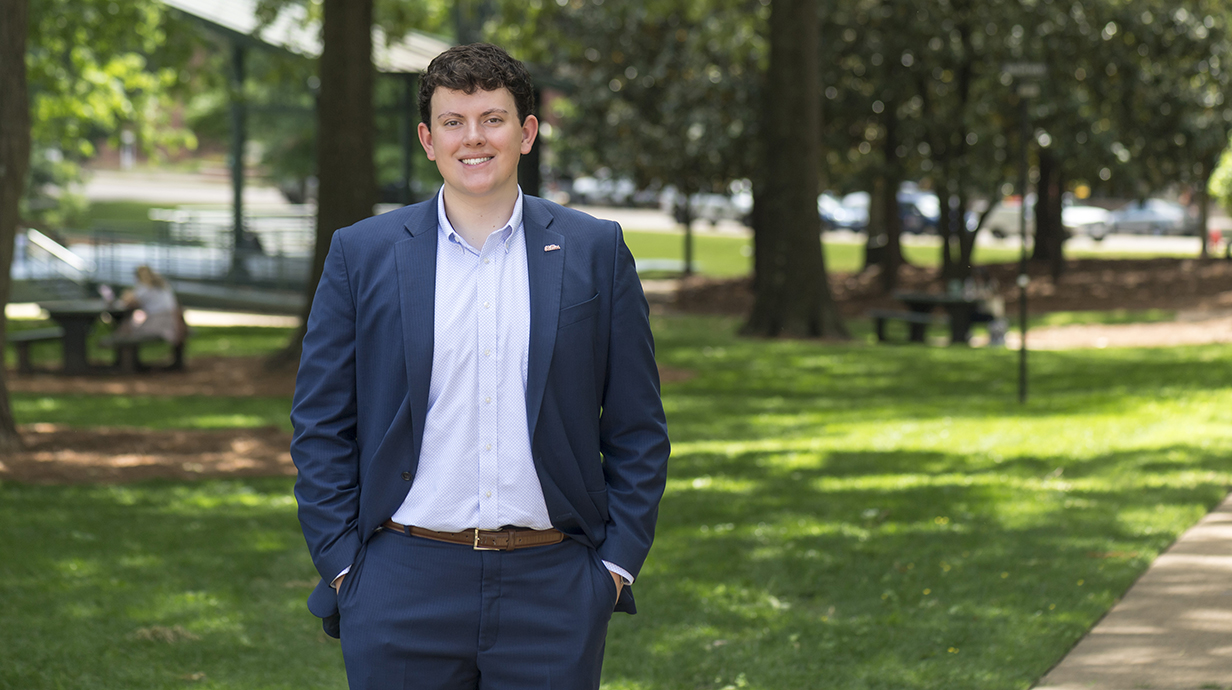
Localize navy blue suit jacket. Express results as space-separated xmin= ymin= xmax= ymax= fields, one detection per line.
xmin=290 ymin=194 xmax=670 ymax=637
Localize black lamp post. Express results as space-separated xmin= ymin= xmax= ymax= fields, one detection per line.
xmin=1003 ymin=62 xmax=1044 ymax=403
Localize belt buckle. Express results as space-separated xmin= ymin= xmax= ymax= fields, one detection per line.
xmin=473 ymin=528 xmax=505 ymax=551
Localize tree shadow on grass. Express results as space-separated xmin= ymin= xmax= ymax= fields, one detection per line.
xmin=662 ymin=339 xmax=1232 ymax=433
xmin=0 ymin=478 xmax=343 ymax=690
xmin=602 ymin=443 xmax=1231 ymax=690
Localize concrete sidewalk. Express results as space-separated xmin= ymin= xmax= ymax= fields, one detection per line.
xmin=1036 ymin=494 xmax=1232 ymax=689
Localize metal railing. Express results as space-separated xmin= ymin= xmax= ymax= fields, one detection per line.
xmin=87 ymin=205 xmax=316 ymax=292
xmin=12 ymin=228 xmax=96 ymax=285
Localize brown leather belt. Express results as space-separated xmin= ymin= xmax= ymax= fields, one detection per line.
xmin=382 ymin=519 xmax=565 ymax=551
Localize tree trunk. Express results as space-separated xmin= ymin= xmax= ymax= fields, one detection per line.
xmin=743 ymin=0 xmax=847 ymax=338
xmin=673 ymin=183 xmax=696 ymax=277
xmin=268 ymin=0 xmax=376 ymax=369
xmin=876 ymin=109 xmax=905 ymax=293
xmin=0 ymin=0 xmax=30 ymax=451
xmin=1198 ymin=159 xmax=1212 ymax=260
xmin=955 ymin=190 xmax=976 ymax=274
xmin=1047 ymin=166 xmax=1064 ymax=279
xmin=936 ymin=180 xmax=962 ymax=283
xmin=1031 ymin=148 xmax=1065 ymax=279
xmin=865 ymin=176 xmax=888 ymax=272
xmin=865 ymin=173 xmax=904 ymax=293
xmin=936 ymin=169 xmax=961 ymax=283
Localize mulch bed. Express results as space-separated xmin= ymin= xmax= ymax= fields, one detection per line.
xmin=6 ymin=355 xmax=296 ymax=398
xmin=674 ymin=257 xmax=1232 ymax=317
xmin=1 ymin=424 xmax=294 ymax=484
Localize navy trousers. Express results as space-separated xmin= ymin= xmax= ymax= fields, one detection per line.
xmin=337 ymin=528 xmax=617 ymax=690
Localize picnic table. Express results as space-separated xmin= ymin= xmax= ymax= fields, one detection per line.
xmin=893 ymin=291 xmax=988 ymax=345
xmin=37 ymin=299 xmax=130 ymax=375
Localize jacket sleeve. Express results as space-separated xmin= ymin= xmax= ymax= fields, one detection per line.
xmin=290 ymin=231 xmax=363 ymax=589
xmin=594 ymin=224 xmax=671 ymax=581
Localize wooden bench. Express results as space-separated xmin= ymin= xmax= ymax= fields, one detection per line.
xmin=102 ymin=332 xmax=188 ymax=373
xmin=8 ymin=327 xmax=66 ymax=373
xmin=868 ymin=309 xmax=950 ymax=343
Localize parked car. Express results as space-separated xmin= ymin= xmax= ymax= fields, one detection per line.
xmin=899 ymin=191 xmax=940 ymax=234
xmin=978 ymin=196 xmax=1033 ymax=239
xmin=1062 ymin=205 xmax=1112 ymax=240
xmin=840 ymin=192 xmax=870 ymax=228
xmin=570 ymin=173 xmax=636 ymax=206
xmin=977 ymin=195 xmax=1111 ymax=240
xmin=661 ymin=180 xmax=753 ymax=225
xmin=1107 ymin=199 xmax=1197 ymax=236
xmin=818 ymin=192 xmax=863 ymax=231
xmin=843 ymin=189 xmax=941 ymax=234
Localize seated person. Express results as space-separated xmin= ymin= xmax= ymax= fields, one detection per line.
xmin=108 ymin=265 xmax=186 ymax=344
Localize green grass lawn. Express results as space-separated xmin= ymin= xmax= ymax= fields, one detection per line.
xmin=55 ymin=200 xmax=167 ymax=240
xmin=11 ymin=393 xmax=292 ymax=431
xmin=622 ymin=230 xmax=1031 ymax=277
xmin=1028 ymin=308 xmax=1177 ymax=329
xmin=5 ymin=318 xmax=1232 ymax=688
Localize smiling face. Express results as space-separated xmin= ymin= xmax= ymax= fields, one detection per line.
xmin=417 ymin=87 xmax=538 ymax=208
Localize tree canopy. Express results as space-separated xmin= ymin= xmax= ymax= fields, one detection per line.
xmin=500 ymin=0 xmax=1231 ymax=287
xmin=491 ymin=0 xmax=764 ymax=203
xmin=1 ymin=0 xmax=201 ymax=447
xmin=24 ymin=0 xmax=198 ymax=224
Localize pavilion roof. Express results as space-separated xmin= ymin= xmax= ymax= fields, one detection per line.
xmin=162 ymin=0 xmax=451 ymax=73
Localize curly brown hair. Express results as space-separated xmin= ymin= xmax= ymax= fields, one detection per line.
xmin=418 ymin=43 xmax=536 ymax=127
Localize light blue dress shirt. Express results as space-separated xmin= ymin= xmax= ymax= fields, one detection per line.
xmin=382 ymin=189 xmax=630 ymax=584
xmin=392 ymin=190 xmax=547 ymax=531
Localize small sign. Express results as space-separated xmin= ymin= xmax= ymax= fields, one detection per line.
xmin=1003 ymin=62 xmax=1046 ymax=79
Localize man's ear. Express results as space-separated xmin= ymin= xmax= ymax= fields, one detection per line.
xmin=520 ymin=115 xmax=539 ymax=155
xmin=418 ymin=122 xmax=436 ymax=161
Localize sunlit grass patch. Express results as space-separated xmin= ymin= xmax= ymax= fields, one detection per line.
xmin=0 ymin=479 xmax=339 ymax=690
xmin=1029 ymin=308 xmax=1177 ymax=328
xmin=10 ymin=394 xmax=292 ymax=431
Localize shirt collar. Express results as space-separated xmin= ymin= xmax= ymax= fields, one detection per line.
xmin=436 ymin=187 xmax=524 ymax=254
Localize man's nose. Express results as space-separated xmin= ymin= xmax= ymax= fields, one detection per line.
xmin=463 ymin=122 xmax=486 ymax=145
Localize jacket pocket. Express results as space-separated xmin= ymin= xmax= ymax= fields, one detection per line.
xmin=591 ymin=549 xmax=620 ymax=612
xmin=335 ymin=537 xmax=370 ymax=611
xmin=558 ymin=293 xmax=600 ymax=328
xmin=588 ymin=488 xmax=610 ymax=521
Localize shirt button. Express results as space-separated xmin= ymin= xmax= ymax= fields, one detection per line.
xmin=485 ymin=444 xmax=492 ymax=451
xmin=484 ymin=349 xmax=490 ymax=357
xmin=401 ymin=471 xmax=412 ymax=481
xmin=483 ymin=258 xmax=490 ymax=264
xmin=483 ymin=301 xmax=490 ymax=309
xmin=484 ymin=396 xmax=491 ymax=404
xmin=485 ymin=491 xmax=492 ymax=498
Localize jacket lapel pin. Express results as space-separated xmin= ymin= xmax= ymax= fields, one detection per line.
xmin=544 ymin=244 xmax=562 ymax=252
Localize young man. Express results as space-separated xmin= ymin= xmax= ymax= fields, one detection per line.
xmin=290 ymin=43 xmax=670 ymax=689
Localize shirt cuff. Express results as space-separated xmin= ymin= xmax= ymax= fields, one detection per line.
xmin=602 ymin=560 xmax=633 ymax=585
xmin=331 ymin=565 xmax=351 ymax=588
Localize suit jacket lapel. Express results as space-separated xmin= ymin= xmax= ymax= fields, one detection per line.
xmin=394 ymin=196 xmax=439 ymax=462
xmin=523 ymin=197 xmax=563 ymax=441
